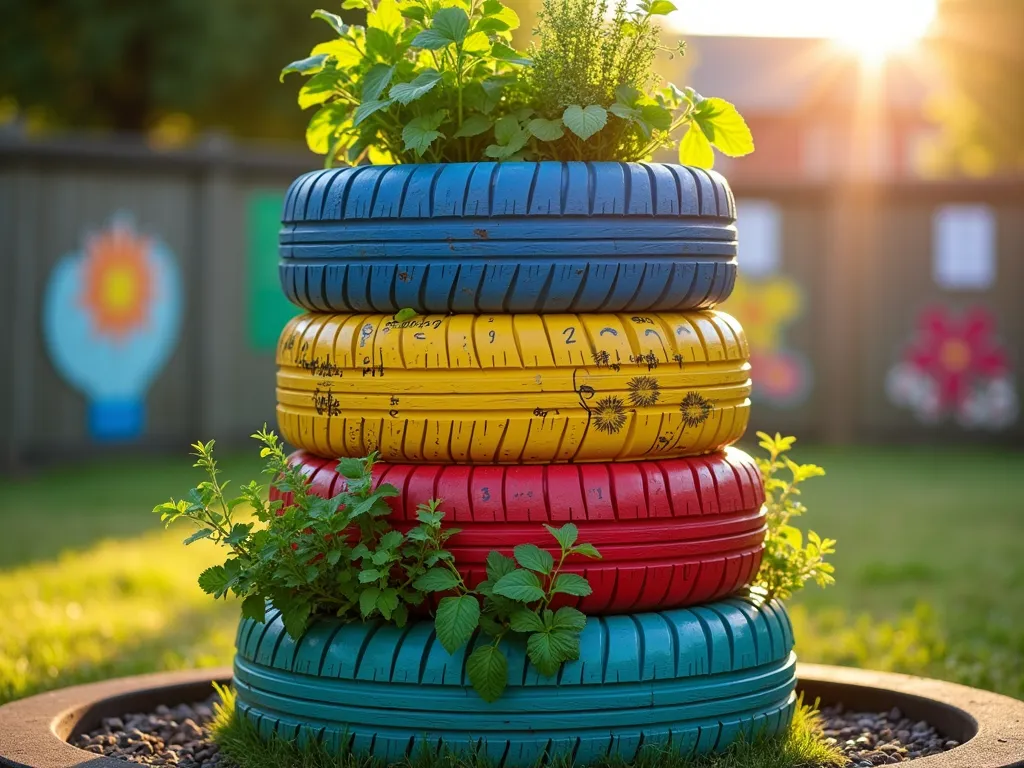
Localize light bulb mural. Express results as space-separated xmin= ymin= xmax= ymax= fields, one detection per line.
xmin=43 ymin=215 xmax=183 ymax=441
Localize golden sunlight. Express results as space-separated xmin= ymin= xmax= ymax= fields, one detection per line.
xmin=672 ymin=0 xmax=938 ymax=63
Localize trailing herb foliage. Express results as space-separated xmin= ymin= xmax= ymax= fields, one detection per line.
xmin=754 ymin=432 xmax=837 ymax=601
xmin=281 ymin=1 xmax=529 ymax=164
xmin=414 ymin=522 xmax=601 ymax=702
xmin=282 ymin=0 xmax=752 ymax=166
xmin=155 ymin=427 xmax=601 ymax=701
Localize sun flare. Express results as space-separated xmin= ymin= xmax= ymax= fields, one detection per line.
xmin=830 ymin=0 xmax=938 ymax=65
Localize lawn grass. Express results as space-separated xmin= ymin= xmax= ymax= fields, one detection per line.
xmin=0 ymin=443 xmax=1021 ymax=707
xmin=210 ymin=685 xmax=845 ymax=768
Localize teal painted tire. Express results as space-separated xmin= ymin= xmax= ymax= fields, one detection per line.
xmin=233 ymin=596 xmax=797 ymax=766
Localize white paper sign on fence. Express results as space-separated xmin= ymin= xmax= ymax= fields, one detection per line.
xmin=932 ymin=204 xmax=996 ymax=290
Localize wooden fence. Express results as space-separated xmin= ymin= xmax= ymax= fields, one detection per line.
xmin=1 ymin=133 xmax=1020 ymax=471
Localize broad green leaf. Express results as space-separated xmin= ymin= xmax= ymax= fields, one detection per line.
xmin=279 ymin=600 xmax=313 ymax=639
xmin=467 ymin=644 xmax=508 ymax=702
xmin=514 ymin=544 xmax=554 ymax=574
xmin=379 ymin=530 xmax=404 ymax=551
xmin=641 ymin=104 xmax=673 ymax=131
xmin=312 ymin=38 xmax=363 ymax=68
xmin=225 ymin=523 xmax=253 ymax=547
xmin=485 ymin=551 xmax=517 ymax=582
xmin=526 ymin=630 xmax=578 ymax=676
xmin=410 ymin=28 xmax=452 ymax=49
xmin=509 ymin=609 xmax=545 ymax=633
xmin=544 ymin=523 xmax=578 ymax=551
xmin=493 ymin=115 xmax=520 ymax=145
xmin=401 ymin=4 xmax=427 ymax=22
xmin=552 ymin=573 xmax=592 ymax=597
xmin=183 ymin=528 xmax=214 ymax=546
xmin=609 ymin=103 xmax=640 ymax=121
xmin=491 ymin=42 xmax=532 ymax=65
xmin=389 ymin=71 xmax=442 ymax=105
xmin=311 ymin=9 xmax=348 ymax=35
xmin=326 ymin=549 xmax=342 ymax=566
xmin=432 ymin=7 xmax=470 ymax=45
xmin=678 ymin=123 xmax=714 ymax=168
xmin=377 ymin=588 xmax=399 ymax=620
xmin=454 ymin=114 xmax=492 ymax=138
xmin=647 ymin=0 xmax=677 ymax=15
xmin=527 ymin=118 xmax=564 ymax=141
xmin=299 ymin=69 xmax=344 ymax=109
xmin=403 ymin=113 xmax=446 ymax=156
xmin=551 ymin=606 xmax=587 ymax=632
xmin=241 ymin=594 xmax=266 ymax=623
xmin=281 ymin=54 xmax=330 ymax=82
xmin=694 ymin=97 xmax=754 ymax=157
xmin=358 ymin=569 xmax=381 ymax=583
xmin=562 ymin=105 xmax=607 ymax=140
xmin=413 ymin=567 xmax=461 ymax=592
xmin=569 ymin=542 xmax=602 ymax=559
xmin=306 ymin=102 xmax=349 ymax=153
xmin=197 ymin=565 xmax=230 ymax=596
xmin=368 ymin=0 xmax=403 ymax=36
xmin=362 ymin=64 xmax=396 ymax=101
xmin=492 ymin=569 xmax=545 ymax=602
xmin=435 ymin=595 xmax=481 ymax=653
xmin=353 ymin=99 xmax=390 ymax=127
xmin=614 ymin=84 xmax=642 ymax=107
xmin=364 ymin=27 xmax=396 ymax=59
xmin=359 ymin=587 xmax=381 ymax=617
xmin=462 ymin=31 xmax=491 ymax=53
xmin=394 ymin=307 xmax=418 ymax=321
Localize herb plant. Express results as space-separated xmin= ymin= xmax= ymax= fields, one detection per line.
xmin=526 ymin=0 xmax=751 ymax=165
xmin=155 ymin=427 xmax=601 ymax=701
xmin=413 ymin=522 xmax=601 ymax=701
xmin=753 ymin=432 xmax=837 ymax=601
xmin=281 ymin=1 xmax=529 ymax=165
xmin=282 ymin=0 xmax=753 ymax=167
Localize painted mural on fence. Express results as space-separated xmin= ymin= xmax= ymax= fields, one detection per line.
xmin=42 ymin=215 xmax=183 ymax=441
xmin=886 ymin=306 xmax=1019 ymax=429
xmin=726 ymin=276 xmax=812 ymax=408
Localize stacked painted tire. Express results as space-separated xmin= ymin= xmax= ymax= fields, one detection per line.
xmin=235 ymin=162 xmax=798 ymax=765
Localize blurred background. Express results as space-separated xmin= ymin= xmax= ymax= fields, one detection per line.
xmin=0 ymin=0 xmax=1021 ymax=710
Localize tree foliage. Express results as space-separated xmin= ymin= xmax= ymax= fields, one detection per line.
xmin=0 ymin=0 xmax=336 ymax=138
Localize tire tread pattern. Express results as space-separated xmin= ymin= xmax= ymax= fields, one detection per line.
xmin=233 ymin=597 xmax=796 ymax=766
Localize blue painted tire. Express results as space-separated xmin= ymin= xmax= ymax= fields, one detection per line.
xmin=233 ymin=596 xmax=797 ymax=766
xmin=279 ymin=162 xmax=738 ymax=314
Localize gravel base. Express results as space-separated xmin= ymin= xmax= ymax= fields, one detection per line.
xmin=72 ymin=700 xmax=958 ymax=767
xmin=71 ymin=698 xmax=235 ymax=767
xmin=821 ymin=704 xmax=959 ymax=766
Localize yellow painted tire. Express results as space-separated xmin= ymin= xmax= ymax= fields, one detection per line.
xmin=276 ymin=312 xmax=750 ymax=464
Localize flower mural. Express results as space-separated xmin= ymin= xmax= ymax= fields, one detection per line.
xmin=726 ymin=276 xmax=812 ymax=408
xmin=43 ymin=216 xmax=183 ymax=441
xmin=886 ymin=306 xmax=1018 ymax=429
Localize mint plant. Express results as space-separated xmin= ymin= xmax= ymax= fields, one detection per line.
xmin=753 ymin=432 xmax=837 ymax=601
xmin=281 ymin=1 xmax=529 ymax=164
xmin=413 ymin=523 xmax=602 ymax=701
xmin=154 ymin=427 xmax=601 ymax=702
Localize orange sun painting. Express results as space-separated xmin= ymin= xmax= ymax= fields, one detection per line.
xmin=79 ymin=222 xmax=154 ymax=340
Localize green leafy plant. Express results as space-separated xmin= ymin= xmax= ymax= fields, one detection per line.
xmin=525 ymin=0 xmax=752 ymax=164
xmin=753 ymin=432 xmax=837 ymax=601
xmin=282 ymin=0 xmax=752 ymax=167
xmin=412 ymin=522 xmax=601 ymax=702
xmin=281 ymin=0 xmax=530 ymax=165
xmin=155 ymin=427 xmax=601 ymax=701
xmin=154 ymin=426 xmax=458 ymax=638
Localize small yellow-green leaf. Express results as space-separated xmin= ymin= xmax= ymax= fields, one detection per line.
xmin=694 ymin=97 xmax=754 ymax=157
xmin=678 ymin=123 xmax=714 ymax=168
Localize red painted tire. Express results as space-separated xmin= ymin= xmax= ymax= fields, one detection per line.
xmin=274 ymin=448 xmax=766 ymax=613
